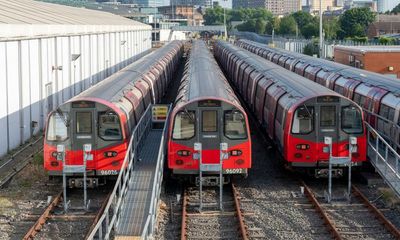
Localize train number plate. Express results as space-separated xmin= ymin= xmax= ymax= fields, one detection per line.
xmin=223 ymin=169 xmax=246 ymax=174
xmin=98 ymin=170 xmax=119 ymax=175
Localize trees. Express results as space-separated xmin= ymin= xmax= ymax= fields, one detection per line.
xmin=277 ymin=15 xmax=297 ymax=36
xmin=204 ymin=6 xmax=225 ymax=25
xmin=391 ymin=3 xmax=400 ymax=14
xmin=338 ymin=7 xmax=376 ymax=39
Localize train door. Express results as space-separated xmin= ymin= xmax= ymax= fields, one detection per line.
xmin=199 ymin=107 xmax=221 ymax=165
xmin=317 ymin=104 xmax=340 ymax=157
xmin=71 ymin=108 xmax=96 ymax=167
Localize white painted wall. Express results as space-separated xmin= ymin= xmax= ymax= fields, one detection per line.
xmin=0 ymin=29 xmax=152 ymax=156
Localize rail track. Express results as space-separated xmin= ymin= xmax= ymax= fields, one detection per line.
xmin=181 ymin=183 xmax=248 ymax=240
xmin=0 ymin=136 xmax=43 ymax=188
xmin=301 ymin=180 xmax=400 ymax=239
xmin=21 ymin=188 xmax=111 ymax=240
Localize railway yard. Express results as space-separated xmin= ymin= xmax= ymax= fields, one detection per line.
xmin=1 ymin=24 xmax=400 ymax=240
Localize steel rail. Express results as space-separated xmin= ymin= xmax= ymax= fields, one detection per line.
xmin=180 ymin=189 xmax=188 ymax=240
xmin=84 ymin=191 xmax=112 ymax=240
xmin=352 ymin=185 xmax=400 ymax=238
xmin=300 ymin=180 xmax=342 ymax=240
xmin=232 ymin=183 xmax=248 ymax=240
xmin=23 ymin=191 xmax=63 ymax=240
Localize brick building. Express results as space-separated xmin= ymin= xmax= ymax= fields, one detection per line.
xmin=334 ymin=45 xmax=400 ymax=78
xmin=158 ymin=5 xmax=204 ymax=26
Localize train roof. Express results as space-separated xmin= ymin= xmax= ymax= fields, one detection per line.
xmin=175 ymin=40 xmax=242 ymax=109
xmin=219 ymin=40 xmax=342 ymax=100
xmin=68 ymin=40 xmax=183 ymax=104
xmin=238 ymin=39 xmax=400 ymax=95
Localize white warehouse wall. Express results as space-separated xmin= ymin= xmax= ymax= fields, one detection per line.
xmin=0 ymin=29 xmax=152 ymax=156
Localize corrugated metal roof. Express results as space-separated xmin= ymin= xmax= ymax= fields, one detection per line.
xmin=0 ymin=0 xmax=151 ymax=40
xmin=335 ymin=45 xmax=400 ymax=53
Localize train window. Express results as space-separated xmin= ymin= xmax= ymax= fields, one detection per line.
xmin=47 ymin=112 xmax=68 ymax=141
xmin=379 ymin=105 xmax=389 ymax=118
xmin=98 ymin=112 xmax=122 ymax=141
xmin=353 ymin=93 xmax=361 ymax=105
xmin=202 ymin=111 xmax=217 ymax=132
xmin=341 ymin=106 xmax=363 ymax=134
xmin=359 ymin=96 xmax=365 ymax=106
xmin=172 ymin=111 xmax=195 ymax=140
xmin=389 ymin=108 xmax=396 ymax=122
xmin=291 ymin=106 xmax=314 ymax=134
xmin=276 ymin=105 xmax=285 ymax=124
xmin=224 ymin=111 xmax=247 ymax=140
xmin=76 ymin=112 xmax=92 ymax=134
xmin=320 ymin=106 xmax=336 ymax=127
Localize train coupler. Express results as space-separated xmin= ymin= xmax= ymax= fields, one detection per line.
xmin=195 ymin=176 xmax=230 ymax=186
xmin=315 ymin=168 xmax=344 ymax=178
xmin=68 ymin=178 xmax=100 ymax=188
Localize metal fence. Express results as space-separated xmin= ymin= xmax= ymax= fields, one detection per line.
xmin=140 ymin=105 xmax=171 ymax=238
xmin=366 ymin=122 xmax=400 ymax=198
xmin=86 ymin=105 xmax=153 ymax=240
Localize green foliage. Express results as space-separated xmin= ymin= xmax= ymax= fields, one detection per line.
xmin=323 ymin=18 xmax=340 ymax=40
xmin=277 ymin=16 xmax=297 ymax=36
xmin=346 ymin=36 xmax=368 ymax=43
xmin=302 ymin=23 xmax=319 ymax=39
xmin=391 ymin=3 xmax=400 ymax=14
xmin=378 ymin=36 xmax=395 ymax=45
xmin=338 ymin=8 xmax=376 ymax=39
xmin=205 ymin=7 xmax=273 ymax=34
xmin=204 ymin=6 xmax=225 ymax=25
xmin=303 ymin=42 xmax=319 ymax=57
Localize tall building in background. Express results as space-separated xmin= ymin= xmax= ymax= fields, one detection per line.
xmin=172 ymin=0 xmax=213 ymax=7
xmin=377 ymin=0 xmax=389 ymax=12
xmin=121 ymin=0 xmax=164 ymax=7
xmin=232 ymin=0 xmax=301 ymax=15
xmin=309 ymin=0 xmax=335 ymax=12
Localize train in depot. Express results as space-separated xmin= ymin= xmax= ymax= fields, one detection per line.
xmin=167 ymin=40 xmax=251 ymax=184
xmin=214 ymin=41 xmax=367 ymax=177
xmin=44 ymin=41 xmax=184 ymax=187
xmin=236 ymin=39 xmax=400 ymax=151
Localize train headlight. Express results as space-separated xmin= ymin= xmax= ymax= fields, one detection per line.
xmin=177 ymin=150 xmax=191 ymax=157
xmin=51 ymin=151 xmax=58 ymax=158
xmin=230 ymin=150 xmax=242 ymax=156
xmin=294 ymin=153 xmax=302 ymax=158
xmin=104 ymin=151 xmax=118 ymax=158
xmin=296 ymin=144 xmax=310 ymax=150
xmin=235 ymin=159 xmax=244 ymax=165
xmin=50 ymin=161 xmax=59 ymax=167
xmin=176 ymin=159 xmax=184 ymax=165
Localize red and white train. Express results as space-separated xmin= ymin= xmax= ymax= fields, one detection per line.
xmin=44 ymin=41 xmax=184 ymax=187
xmin=168 ymin=40 xmax=251 ymax=182
xmin=236 ymin=39 xmax=400 ymax=150
xmin=214 ymin=41 xmax=367 ymax=177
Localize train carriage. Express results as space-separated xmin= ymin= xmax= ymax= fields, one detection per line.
xmin=168 ymin=41 xmax=252 ymax=182
xmin=236 ymin=39 xmax=400 ymax=150
xmin=44 ymin=41 xmax=184 ymax=187
xmin=215 ymin=41 xmax=367 ymax=177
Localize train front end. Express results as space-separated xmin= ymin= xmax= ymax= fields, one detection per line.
xmin=168 ymin=99 xmax=251 ymax=182
xmin=44 ymin=99 xmax=127 ymax=187
xmin=285 ymin=95 xmax=367 ymax=177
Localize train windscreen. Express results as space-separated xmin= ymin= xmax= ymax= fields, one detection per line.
xmin=224 ymin=110 xmax=247 ymax=139
xmin=291 ymin=106 xmax=314 ymax=134
xmin=98 ymin=111 xmax=122 ymax=141
xmin=172 ymin=111 xmax=195 ymax=140
xmin=47 ymin=112 xmax=69 ymax=141
xmin=341 ymin=106 xmax=363 ymax=134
